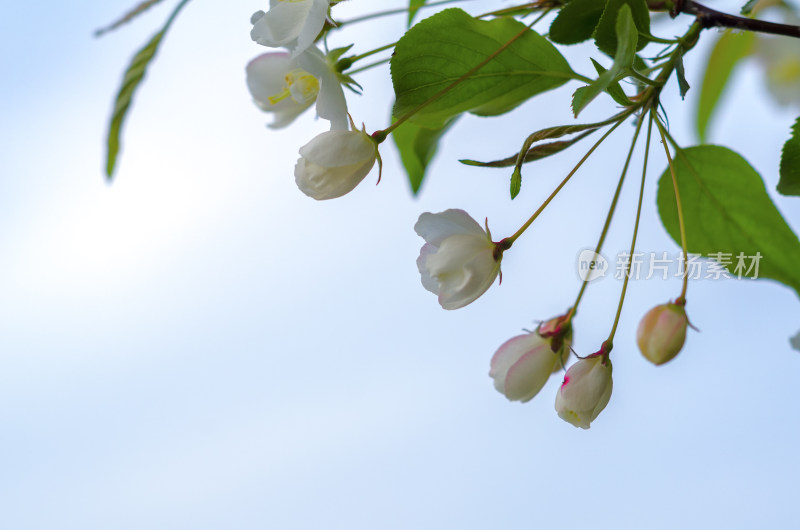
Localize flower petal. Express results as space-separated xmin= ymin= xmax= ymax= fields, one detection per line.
xmin=250 ymin=1 xmax=313 ymax=48
xmin=296 ymin=46 xmax=348 ymax=131
xmin=413 ymin=209 xmax=486 ymax=246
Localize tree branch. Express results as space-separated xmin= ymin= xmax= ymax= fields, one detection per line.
xmin=671 ymin=0 xmax=800 ymax=39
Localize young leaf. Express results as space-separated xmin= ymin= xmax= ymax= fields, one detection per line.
xmin=778 ymin=117 xmax=800 ymax=196
xmin=695 ymin=30 xmax=754 ymax=143
xmin=740 ymin=0 xmax=759 ymax=15
xmin=593 ymin=0 xmax=650 ymax=56
xmin=657 ymin=145 xmax=800 ymax=295
xmin=408 ymin=0 xmax=427 ymax=26
xmin=392 ymin=116 xmax=457 ymax=195
xmin=460 ymin=130 xmax=596 ymax=168
xmin=572 ymin=5 xmax=637 ymax=116
xmin=590 ymin=59 xmax=633 ymax=107
xmin=391 ymin=8 xmax=574 ymax=128
xmin=105 ymin=0 xmax=192 ymax=180
xmin=549 ymin=0 xmax=605 ymax=45
xmin=675 ymin=49 xmax=690 ymax=99
xmin=95 ymin=0 xmax=167 ymax=37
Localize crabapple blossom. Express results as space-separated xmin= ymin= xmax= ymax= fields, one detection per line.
xmin=756 ymin=31 xmax=800 ymax=107
xmin=555 ymin=353 xmax=612 ymax=429
xmin=250 ymin=0 xmax=330 ymax=57
xmin=490 ymin=316 xmax=573 ymax=402
xmin=636 ymin=303 xmax=689 ymax=365
xmin=246 ymin=46 xmax=348 ymax=131
xmin=295 ymin=46 xmax=348 ymax=131
xmin=414 ymin=209 xmax=503 ymax=310
xmin=294 ymin=129 xmax=378 ymax=200
xmin=246 ymin=52 xmax=318 ymax=129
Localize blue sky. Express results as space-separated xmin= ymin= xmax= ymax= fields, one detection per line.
xmin=1 ymin=1 xmax=798 ymax=528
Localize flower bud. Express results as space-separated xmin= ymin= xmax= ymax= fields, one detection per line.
xmin=636 ymin=303 xmax=689 ymax=365
xmin=490 ymin=317 xmax=573 ymax=402
xmin=294 ymin=129 xmax=378 ymax=200
xmin=250 ymin=0 xmax=330 ymax=57
xmin=555 ymin=353 xmax=612 ymax=429
xmin=414 ymin=209 xmax=502 ymax=310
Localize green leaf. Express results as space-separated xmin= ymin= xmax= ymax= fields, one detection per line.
xmin=408 ymin=0 xmax=427 ymax=26
xmin=593 ymin=0 xmax=650 ymax=56
xmin=675 ymin=48 xmax=690 ymax=99
xmin=657 ymin=145 xmax=800 ymax=294
xmin=460 ymin=130 xmax=596 ymax=168
xmin=392 ymin=116 xmax=457 ymax=195
xmin=572 ymin=4 xmax=637 ymax=116
xmin=695 ymin=30 xmax=754 ymax=143
xmin=740 ymin=0 xmax=759 ymax=15
xmin=94 ymin=0 xmax=168 ymax=37
xmin=778 ymin=117 xmax=800 ymax=196
xmin=510 ymin=168 xmax=522 ymax=199
xmin=590 ymin=58 xmax=633 ymax=107
xmin=391 ymin=8 xmax=574 ymax=128
xmin=328 ymin=44 xmax=354 ymax=64
xmin=549 ymin=0 xmax=605 ymax=45
xmin=105 ymin=0 xmax=192 ymax=180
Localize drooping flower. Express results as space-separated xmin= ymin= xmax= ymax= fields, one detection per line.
xmin=414 ymin=209 xmax=503 ymax=310
xmin=250 ymin=0 xmax=330 ymax=57
xmin=246 ymin=46 xmax=347 ymax=131
xmin=246 ymin=53 xmax=318 ymax=129
xmin=555 ymin=353 xmax=612 ymax=429
xmin=636 ymin=303 xmax=689 ymax=365
xmin=294 ymin=129 xmax=378 ymax=200
xmin=490 ymin=316 xmax=573 ymax=402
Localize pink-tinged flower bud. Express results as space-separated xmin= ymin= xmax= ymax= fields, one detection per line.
xmin=636 ymin=303 xmax=689 ymax=365
xmin=414 ymin=209 xmax=502 ymax=310
xmin=294 ymin=129 xmax=378 ymax=200
xmin=490 ymin=317 xmax=573 ymax=402
xmin=555 ymin=354 xmax=612 ymax=429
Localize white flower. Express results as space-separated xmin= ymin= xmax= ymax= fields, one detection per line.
xmin=555 ymin=354 xmax=612 ymax=429
xmin=756 ymin=23 xmax=800 ymax=107
xmin=636 ymin=303 xmax=689 ymax=365
xmin=246 ymin=52 xmax=318 ymax=129
xmin=414 ymin=209 xmax=502 ymax=310
xmin=490 ymin=317 xmax=572 ymax=402
xmin=295 ymin=46 xmax=348 ymax=131
xmin=294 ymin=129 xmax=378 ymax=200
xmin=250 ymin=0 xmax=330 ymax=57
xmin=246 ymin=46 xmax=348 ymax=131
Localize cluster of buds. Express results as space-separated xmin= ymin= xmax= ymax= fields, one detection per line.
xmin=246 ymin=0 xmax=379 ymax=200
xmin=490 ymin=315 xmax=613 ymax=430
xmin=243 ymin=2 xmax=701 ymax=429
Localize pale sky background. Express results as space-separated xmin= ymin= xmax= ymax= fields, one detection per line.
xmin=1 ymin=1 xmax=799 ymax=529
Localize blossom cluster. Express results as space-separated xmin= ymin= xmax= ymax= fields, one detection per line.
xmin=246 ymin=0 xmax=378 ymax=200
xmin=241 ymin=1 xmax=785 ymax=429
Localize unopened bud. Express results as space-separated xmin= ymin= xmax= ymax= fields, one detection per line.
xmin=636 ymin=303 xmax=689 ymax=365
xmin=489 ymin=316 xmax=573 ymax=402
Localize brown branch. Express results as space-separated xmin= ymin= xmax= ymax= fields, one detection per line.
xmin=667 ymin=0 xmax=800 ymax=39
